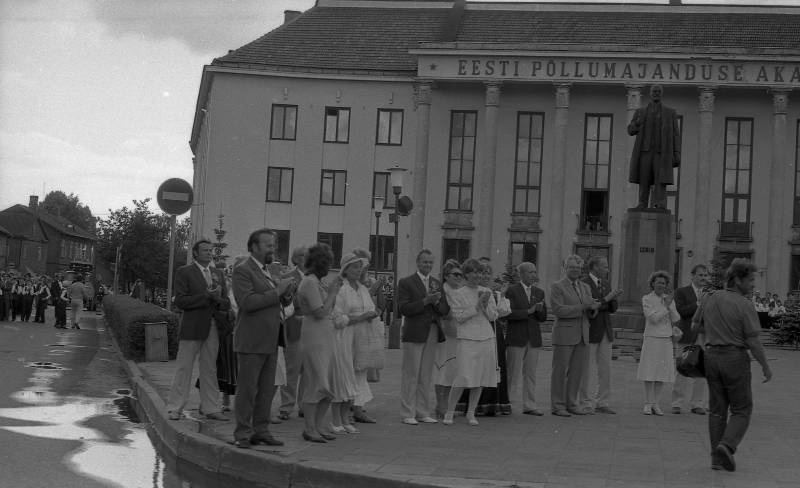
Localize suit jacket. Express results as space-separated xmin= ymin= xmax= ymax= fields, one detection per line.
xmin=398 ymin=273 xmax=449 ymax=343
xmin=550 ymin=278 xmax=592 ymax=346
xmin=674 ymin=285 xmax=700 ymax=344
xmin=627 ymin=102 xmax=681 ymax=185
xmin=232 ymin=258 xmax=285 ymax=354
xmin=504 ymin=282 xmax=547 ymax=348
xmin=279 ymin=267 xmax=304 ymax=343
xmin=173 ymin=262 xmax=230 ymax=341
xmin=582 ymin=275 xmax=618 ymax=343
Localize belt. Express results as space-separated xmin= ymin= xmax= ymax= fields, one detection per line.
xmin=705 ymin=344 xmax=745 ymax=350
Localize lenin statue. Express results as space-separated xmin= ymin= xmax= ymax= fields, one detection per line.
xmin=627 ymin=85 xmax=681 ymax=209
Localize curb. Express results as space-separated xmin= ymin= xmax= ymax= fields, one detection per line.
xmin=105 ymin=316 xmax=536 ymax=488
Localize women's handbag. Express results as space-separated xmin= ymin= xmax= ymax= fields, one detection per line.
xmin=354 ymin=318 xmax=385 ymax=371
xmin=676 ymin=344 xmax=705 ymax=378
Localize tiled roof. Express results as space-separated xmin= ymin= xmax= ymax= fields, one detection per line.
xmin=0 ymin=207 xmax=46 ymax=241
xmin=0 ymin=205 xmax=95 ymax=241
xmin=36 ymin=209 xmax=96 ymax=241
xmin=212 ymin=2 xmax=800 ymax=74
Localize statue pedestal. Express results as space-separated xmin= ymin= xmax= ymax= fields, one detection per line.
xmin=611 ymin=208 xmax=676 ymax=361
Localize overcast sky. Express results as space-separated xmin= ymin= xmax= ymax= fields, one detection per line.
xmin=1 ymin=0 xmax=798 ymax=220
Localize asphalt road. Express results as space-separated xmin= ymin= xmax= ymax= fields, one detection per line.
xmin=0 ymin=309 xmax=155 ymax=488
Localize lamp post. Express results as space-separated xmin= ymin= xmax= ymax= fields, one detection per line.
xmin=388 ymin=165 xmax=408 ymax=349
xmin=372 ymin=195 xmax=385 ymax=280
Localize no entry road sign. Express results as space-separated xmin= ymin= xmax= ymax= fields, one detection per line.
xmin=157 ymin=178 xmax=193 ymax=215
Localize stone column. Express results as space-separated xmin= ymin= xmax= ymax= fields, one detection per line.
xmin=546 ymin=83 xmax=570 ymax=284
xmin=410 ymin=80 xmax=433 ymax=258
xmin=622 ymin=85 xmax=643 ymax=209
xmin=475 ymin=82 xmax=501 ymax=258
xmin=694 ymin=86 xmax=716 ymax=265
xmin=767 ymin=89 xmax=790 ymax=293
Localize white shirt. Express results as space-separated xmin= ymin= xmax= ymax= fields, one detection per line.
xmin=417 ymin=271 xmax=430 ymax=292
xmin=589 ymin=273 xmax=601 ymax=289
xmin=250 ymin=256 xmax=274 ymax=282
xmin=194 ymin=261 xmax=213 ymax=286
xmin=521 ymin=282 xmax=532 ymax=301
xmin=692 ymin=284 xmax=703 ymax=304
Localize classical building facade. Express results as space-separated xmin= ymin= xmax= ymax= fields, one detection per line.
xmin=189 ymin=0 xmax=800 ymax=296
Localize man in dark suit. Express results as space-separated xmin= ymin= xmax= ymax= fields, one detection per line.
xmin=278 ymin=246 xmax=307 ymax=420
xmin=579 ymin=256 xmax=622 ymax=414
xmin=627 ymin=84 xmax=682 ymax=209
xmin=671 ymin=263 xmax=709 ymax=415
xmin=166 ymin=239 xmax=231 ymax=421
xmin=505 ymin=262 xmax=548 ymax=416
xmin=398 ymin=249 xmax=449 ymax=425
xmin=550 ymin=255 xmax=601 ymax=417
xmin=232 ymin=228 xmax=296 ymax=448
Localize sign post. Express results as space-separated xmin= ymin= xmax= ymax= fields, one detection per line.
xmin=157 ymin=178 xmax=193 ymax=311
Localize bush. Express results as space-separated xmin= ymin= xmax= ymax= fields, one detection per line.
xmin=771 ymin=302 xmax=800 ymax=350
xmin=103 ymin=295 xmax=180 ymax=361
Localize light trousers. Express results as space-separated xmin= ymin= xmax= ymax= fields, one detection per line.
xmin=166 ymin=324 xmax=221 ymax=415
xmin=550 ymin=342 xmax=588 ymax=412
xmin=69 ymin=299 xmax=83 ymax=327
xmin=279 ymin=339 xmax=303 ymax=412
xmin=506 ymin=344 xmax=541 ymax=411
xmin=580 ymin=335 xmax=613 ymax=408
xmin=399 ymin=325 xmax=438 ymax=419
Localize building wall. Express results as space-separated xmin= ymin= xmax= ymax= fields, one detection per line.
xmin=193 ymin=72 xmax=799 ymax=295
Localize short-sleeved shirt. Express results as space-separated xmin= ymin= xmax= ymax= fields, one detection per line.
xmin=697 ymin=288 xmax=761 ymax=348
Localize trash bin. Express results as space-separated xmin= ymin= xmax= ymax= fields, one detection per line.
xmin=144 ymin=322 xmax=169 ymax=362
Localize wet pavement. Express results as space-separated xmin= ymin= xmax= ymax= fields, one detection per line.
xmin=0 ymin=308 xmax=257 ymax=488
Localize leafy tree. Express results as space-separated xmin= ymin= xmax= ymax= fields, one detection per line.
xmin=96 ymin=199 xmax=189 ymax=294
xmin=40 ymin=190 xmax=96 ymax=231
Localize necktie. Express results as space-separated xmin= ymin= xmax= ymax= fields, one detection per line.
xmin=524 ymin=286 xmax=531 ymax=302
xmin=202 ymin=267 xmax=212 ymax=287
xmin=572 ymin=282 xmax=583 ymax=303
xmin=263 ymin=264 xmax=275 ymax=286
xmin=422 ymin=277 xmax=428 ymax=293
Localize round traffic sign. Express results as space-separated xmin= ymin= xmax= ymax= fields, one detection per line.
xmin=157 ymin=178 xmax=193 ymax=215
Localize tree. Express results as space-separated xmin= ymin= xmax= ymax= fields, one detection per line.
xmin=96 ymin=199 xmax=189 ymax=293
xmin=40 ymin=191 xmax=96 ymax=231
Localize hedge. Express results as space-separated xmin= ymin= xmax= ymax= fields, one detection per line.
xmin=103 ymin=295 xmax=180 ymax=361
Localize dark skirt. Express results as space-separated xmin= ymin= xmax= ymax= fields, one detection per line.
xmin=216 ymin=332 xmax=237 ymax=395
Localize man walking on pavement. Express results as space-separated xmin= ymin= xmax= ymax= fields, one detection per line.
xmin=693 ymin=258 xmax=772 ymax=472
xmin=671 ymin=264 xmax=710 ymax=415
xmin=166 ymin=239 xmax=231 ymax=422
xmin=580 ymin=256 xmax=623 ymax=414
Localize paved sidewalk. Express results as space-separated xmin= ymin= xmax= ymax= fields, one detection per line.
xmin=122 ymin=318 xmax=800 ymax=488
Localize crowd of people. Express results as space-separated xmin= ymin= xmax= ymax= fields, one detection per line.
xmin=0 ymin=271 xmax=104 ymax=328
xmin=751 ymin=291 xmax=789 ymax=329
xmin=164 ymin=231 xmax=772 ymax=471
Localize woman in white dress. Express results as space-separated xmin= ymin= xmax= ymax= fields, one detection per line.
xmin=637 ymin=270 xmax=680 ymax=415
xmin=433 ymin=259 xmax=464 ymax=419
xmin=443 ymin=258 xmax=499 ymax=426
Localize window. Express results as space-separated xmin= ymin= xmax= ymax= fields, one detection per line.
xmin=376 ymin=109 xmax=403 ymax=145
xmin=320 ymin=170 xmax=347 ymax=206
xmin=270 ymin=104 xmax=297 ymax=140
xmin=442 ymin=238 xmax=470 ymax=264
xmin=510 ymin=242 xmax=538 ymax=267
xmin=666 ymin=116 xmax=684 ymax=217
xmin=273 ymin=230 xmax=290 ymax=266
xmin=791 ymin=254 xmax=800 ymax=291
xmin=318 ymin=232 xmax=343 ymax=266
xmin=446 ymin=111 xmax=477 ymax=211
xmin=794 ymin=120 xmax=800 ymax=225
xmin=369 ymin=235 xmax=395 ymax=272
xmin=372 ymin=172 xmax=394 ymax=209
xmin=266 ymin=167 xmax=294 ymax=203
xmin=721 ymin=118 xmax=753 ymax=238
xmin=324 ymin=107 xmax=350 ymax=143
xmin=513 ymin=112 xmax=545 ymax=214
xmin=580 ymin=115 xmax=612 ymax=232
xmin=716 ymin=250 xmax=752 ymax=270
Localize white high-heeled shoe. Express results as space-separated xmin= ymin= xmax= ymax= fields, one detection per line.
xmin=343 ymin=424 xmax=359 ymax=434
xmin=643 ymin=404 xmax=653 ymax=415
xmin=466 ymin=414 xmax=479 ymax=426
xmin=330 ymin=424 xmax=346 ymax=434
xmin=442 ymin=412 xmax=454 ymax=425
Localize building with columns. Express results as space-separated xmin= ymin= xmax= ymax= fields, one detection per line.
xmin=189 ymin=0 xmax=800 ymax=296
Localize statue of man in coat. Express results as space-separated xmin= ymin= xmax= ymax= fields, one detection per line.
xmin=628 ymin=85 xmax=682 ymax=209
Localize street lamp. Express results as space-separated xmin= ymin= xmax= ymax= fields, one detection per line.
xmin=372 ymin=195 xmax=385 ymax=279
xmin=387 ymin=164 xmax=408 ymax=349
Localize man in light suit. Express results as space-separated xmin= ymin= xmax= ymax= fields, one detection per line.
xmin=580 ymin=256 xmax=623 ymax=414
xmin=166 ymin=239 xmax=231 ymax=421
xmin=278 ymin=246 xmax=307 ymax=420
xmin=398 ymin=249 xmax=449 ymax=425
xmin=231 ymin=228 xmax=296 ymax=448
xmin=671 ymin=264 xmax=709 ymax=415
xmin=505 ymin=262 xmax=548 ymax=416
xmin=550 ymin=255 xmax=601 ymax=417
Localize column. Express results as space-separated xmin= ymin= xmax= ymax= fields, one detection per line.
xmin=622 ymin=85 xmax=643 ymax=209
xmin=767 ymin=89 xmax=790 ymax=293
xmin=694 ymin=86 xmax=716 ymax=266
xmin=410 ymin=80 xmax=433 ymax=258
xmin=475 ymin=82 xmax=501 ymax=258
xmin=547 ymin=83 xmax=570 ymax=284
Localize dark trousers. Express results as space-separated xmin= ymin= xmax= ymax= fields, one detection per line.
xmin=22 ymin=296 xmax=34 ymax=321
xmin=234 ymin=351 xmax=278 ymax=441
xmin=705 ymin=347 xmax=753 ymax=454
xmin=55 ymin=300 xmax=67 ymax=326
xmin=11 ymin=295 xmax=21 ymax=320
xmin=34 ymin=299 xmax=47 ymax=322
xmin=0 ymin=295 xmax=9 ymax=321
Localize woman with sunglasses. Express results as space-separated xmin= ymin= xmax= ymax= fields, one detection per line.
xmin=433 ymin=259 xmax=464 ymax=419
